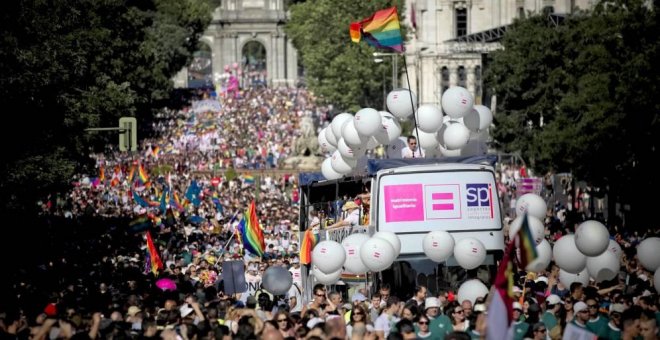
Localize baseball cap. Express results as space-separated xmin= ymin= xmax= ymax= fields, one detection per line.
xmin=609 ymin=303 xmax=625 ymax=314
xmin=535 ymin=276 xmax=549 ymax=284
xmin=573 ymin=301 xmax=588 ymax=314
xmin=513 ymin=302 xmax=523 ymax=311
xmin=546 ymin=295 xmax=563 ymax=305
xmin=180 ymin=304 xmax=194 ymax=318
xmin=352 ymin=292 xmax=367 ymax=303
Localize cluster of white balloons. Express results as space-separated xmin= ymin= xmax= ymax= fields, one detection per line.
xmin=310 ymin=231 xmax=402 ymax=285
xmin=422 ymin=231 xmax=487 ymax=270
xmin=318 ymin=86 xmax=492 ymax=180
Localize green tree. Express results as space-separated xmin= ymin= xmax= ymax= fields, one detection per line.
xmin=486 ymin=0 xmax=660 ymax=225
xmin=0 ymin=0 xmax=212 ymax=212
xmin=286 ymin=0 xmax=407 ymax=112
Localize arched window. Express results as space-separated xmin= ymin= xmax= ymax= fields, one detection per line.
xmin=457 ymin=66 xmax=466 ymax=87
xmin=441 ymin=67 xmax=450 ymax=94
xmin=475 ymin=65 xmax=482 ymax=98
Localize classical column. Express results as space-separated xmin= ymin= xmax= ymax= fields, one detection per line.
xmin=449 ymin=64 xmax=458 ymax=86
xmin=467 ymin=64 xmax=476 ymax=97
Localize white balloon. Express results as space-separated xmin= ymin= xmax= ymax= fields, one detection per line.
xmin=376 ymin=111 xmax=402 ymax=144
xmin=337 ymin=138 xmax=365 ymax=160
xmin=313 ymin=266 xmax=342 ymax=285
xmin=386 ymin=137 xmax=407 ymax=159
xmin=456 ymin=279 xmax=489 ymax=305
xmin=341 ymin=120 xmax=368 ymax=147
xmin=325 ymin=126 xmax=338 ymax=147
xmin=331 ymin=113 xmax=354 ymax=139
xmin=439 ymin=144 xmax=462 ymax=157
xmin=443 ymin=123 xmax=470 ymax=150
xmin=463 ymin=105 xmax=493 ymax=132
xmin=515 ymin=194 xmax=547 ymax=220
xmin=586 ymin=251 xmax=620 ymax=283
xmin=413 ymin=128 xmax=439 ymax=150
xmin=637 ymin=237 xmax=660 ymax=272
xmin=330 ymin=151 xmax=356 ymax=174
xmin=312 ymin=240 xmax=346 ymax=274
xmin=526 ymin=239 xmax=552 ymax=273
xmin=607 ymin=239 xmax=622 ymax=260
xmin=655 ymin=269 xmax=660 ymax=293
xmin=262 ymin=265 xmax=293 ymax=295
xmin=354 ymin=108 xmax=382 ymax=136
xmin=553 ymin=235 xmax=587 ymax=274
xmin=317 ymin=128 xmax=337 ymax=154
xmin=386 ymin=89 xmax=417 ymax=119
xmin=575 ymin=220 xmax=609 ymax=256
xmin=559 ymin=268 xmax=590 ymax=287
xmin=341 ymin=233 xmax=371 ymax=274
xmin=373 ymin=231 xmax=401 ymax=257
xmin=508 ymin=215 xmax=545 ymax=245
xmin=360 ymin=237 xmax=396 ymax=272
xmin=441 ymin=86 xmax=474 ymax=119
xmin=415 ymin=104 xmax=444 ymax=133
xmin=423 ymin=231 xmax=455 ymax=262
xmin=321 ymin=158 xmax=342 ymax=180
xmin=454 ymin=238 xmax=487 ymax=270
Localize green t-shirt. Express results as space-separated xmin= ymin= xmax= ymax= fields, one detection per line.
xmin=541 ymin=311 xmax=558 ymax=332
xmin=601 ymin=322 xmax=621 ymax=340
xmin=512 ymin=321 xmax=529 ymax=340
xmin=429 ymin=315 xmax=453 ymax=340
xmin=587 ymin=315 xmax=610 ymax=338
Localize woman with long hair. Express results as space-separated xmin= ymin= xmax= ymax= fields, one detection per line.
xmin=346 ymin=304 xmax=371 ymax=338
xmin=447 ymin=301 xmax=470 ymax=332
xmin=416 ymin=314 xmax=433 ymax=338
xmin=272 ymin=310 xmax=295 ymax=338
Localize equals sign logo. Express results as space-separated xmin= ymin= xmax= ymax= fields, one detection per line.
xmin=348 ymin=249 xmax=355 ymax=256
xmin=432 ymin=192 xmax=455 ymax=211
xmin=320 ymin=248 xmax=327 ymax=254
xmin=432 ymin=241 xmax=439 ymax=247
xmin=373 ymin=251 xmax=381 ymax=259
xmin=471 ymin=247 xmax=478 ymax=253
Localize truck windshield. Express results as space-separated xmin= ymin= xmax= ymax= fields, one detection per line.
xmin=379 ymin=254 xmax=499 ymax=299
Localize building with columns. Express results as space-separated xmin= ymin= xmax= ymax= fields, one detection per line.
xmin=405 ymin=0 xmax=591 ymax=108
xmin=173 ymin=0 xmax=592 ymax=102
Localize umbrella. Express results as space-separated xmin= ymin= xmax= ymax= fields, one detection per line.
xmin=156 ymin=278 xmax=177 ymax=291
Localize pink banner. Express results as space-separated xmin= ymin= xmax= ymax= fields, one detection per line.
xmin=383 ymin=184 xmax=425 ymax=222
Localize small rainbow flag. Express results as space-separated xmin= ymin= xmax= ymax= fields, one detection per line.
xmin=243 ymin=174 xmax=255 ymax=185
xmin=516 ymin=213 xmax=539 ymax=268
xmin=238 ymin=200 xmax=265 ymax=257
xmin=145 ymin=231 xmax=164 ymax=275
xmin=300 ymin=228 xmax=320 ymax=265
xmin=350 ymin=7 xmax=404 ymax=52
xmin=138 ymin=164 xmax=149 ymax=184
xmin=99 ymin=166 xmax=105 ymax=182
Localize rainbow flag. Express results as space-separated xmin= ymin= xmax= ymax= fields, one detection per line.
xmin=299 ymin=228 xmax=320 ymax=265
xmin=99 ymin=166 xmax=105 ymax=182
xmin=350 ymin=7 xmax=404 ymax=52
xmin=515 ymin=213 xmax=539 ymax=268
xmin=238 ymin=200 xmax=265 ymax=257
xmin=487 ymin=240 xmax=517 ymax=340
xmin=132 ymin=191 xmax=151 ymax=208
xmin=145 ymin=231 xmax=163 ymax=275
xmin=138 ymin=164 xmax=149 ymax=184
xmin=243 ymin=174 xmax=255 ymax=185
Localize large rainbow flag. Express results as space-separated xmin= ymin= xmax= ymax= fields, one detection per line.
xmin=350 ymin=7 xmax=404 ymax=52
xmin=238 ymin=200 xmax=265 ymax=257
xmin=515 ymin=213 xmax=539 ymax=268
xmin=145 ymin=231 xmax=163 ymax=275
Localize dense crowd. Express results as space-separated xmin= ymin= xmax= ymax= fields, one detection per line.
xmin=2 ymin=85 xmax=658 ymax=340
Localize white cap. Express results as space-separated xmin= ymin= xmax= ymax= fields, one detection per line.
xmin=180 ymin=304 xmax=194 ymax=318
xmin=513 ymin=302 xmax=523 ymax=311
xmin=513 ymin=286 xmax=523 ymax=294
xmin=573 ymin=301 xmax=588 ymax=314
xmin=425 ymin=297 xmax=441 ymax=309
xmin=546 ymin=295 xmax=563 ymax=305
xmin=535 ymin=276 xmax=549 ymax=284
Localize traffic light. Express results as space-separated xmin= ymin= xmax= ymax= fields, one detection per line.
xmin=118 ymin=117 xmax=137 ymax=152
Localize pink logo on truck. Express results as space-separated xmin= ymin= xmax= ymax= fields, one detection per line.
xmin=383 ymin=184 xmax=425 ymax=222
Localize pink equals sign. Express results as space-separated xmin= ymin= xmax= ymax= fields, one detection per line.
xmin=432 ymin=192 xmax=455 ymax=211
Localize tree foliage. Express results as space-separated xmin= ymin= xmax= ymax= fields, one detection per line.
xmin=486 ymin=0 xmax=659 ymax=223
xmin=0 ymin=0 xmax=212 ymax=211
xmin=285 ymin=0 xmax=407 ymax=112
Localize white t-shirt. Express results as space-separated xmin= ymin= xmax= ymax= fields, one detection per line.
xmin=287 ymin=283 xmax=303 ymax=313
xmin=289 ymin=266 xmax=303 ymax=285
xmin=374 ymin=313 xmax=397 ymax=337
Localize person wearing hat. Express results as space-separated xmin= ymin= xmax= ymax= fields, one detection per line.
xmin=425 ymin=297 xmax=452 ymax=339
xmin=327 ymin=201 xmax=361 ymax=229
xmin=571 ymin=301 xmax=591 ymax=329
xmin=603 ymin=303 xmax=625 ymax=340
xmin=542 ymin=294 xmax=563 ymax=334
xmin=512 ymin=302 xmax=529 ymax=340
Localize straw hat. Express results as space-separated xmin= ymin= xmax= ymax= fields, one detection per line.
xmin=342 ymin=201 xmax=359 ymax=211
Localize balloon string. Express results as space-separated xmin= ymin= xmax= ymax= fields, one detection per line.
xmin=402 ymin=54 xmax=421 ymax=158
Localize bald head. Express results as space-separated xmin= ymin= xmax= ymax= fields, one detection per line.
xmin=261 ymin=329 xmax=284 ymax=340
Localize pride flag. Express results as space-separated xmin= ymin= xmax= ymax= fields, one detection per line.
xmin=138 ymin=164 xmax=149 ymax=184
xmin=299 ymin=228 xmax=320 ymax=265
xmin=515 ymin=213 xmax=539 ymax=268
xmin=238 ymin=200 xmax=265 ymax=257
xmin=350 ymin=7 xmax=404 ymax=52
xmin=145 ymin=231 xmax=163 ymax=275
xmin=486 ymin=240 xmax=517 ymax=340
xmin=243 ymin=174 xmax=255 ymax=185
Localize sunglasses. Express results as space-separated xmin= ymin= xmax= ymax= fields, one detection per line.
xmin=277 ymin=319 xmax=287 ymax=322
xmin=315 ymin=293 xmax=325 ymax=297
xmin=418 ymin=321 xmax=429 ymax=325
xmin=588 ymin=304 xmax=599 ymax=309
xmin=536 ymin=329 xmax=547 ymax=333
xmin=454 ymin=310 xmax=464 ymax=314
xmin=353 ymin=312 xmax=363 ymax=316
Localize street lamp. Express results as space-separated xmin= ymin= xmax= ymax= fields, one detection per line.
xmin=373 ymin=58 xmax=387 ymax=109
xmin=373 ymin=52 xmax=398 ymax=89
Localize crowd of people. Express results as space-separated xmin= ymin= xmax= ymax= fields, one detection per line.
xmin=1 ymin=84 xmax=658 ymax=340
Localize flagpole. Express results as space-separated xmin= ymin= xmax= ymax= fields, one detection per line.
xmin=402 ymin=54 xmax=422 ymax=158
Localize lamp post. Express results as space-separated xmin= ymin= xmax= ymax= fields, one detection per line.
xmin=373 ymin=52 xmax=398 ymax=89
xmin=373 ymin=58 xmax=387 ymax=109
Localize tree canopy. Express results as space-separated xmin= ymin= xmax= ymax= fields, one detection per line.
xmin=285 ymin=0 xmax=407 ymax=112
xmin=0 ymin=0 xmax=212 ymax=212
xmin=486 ymin=0 xmax=659 ymax=224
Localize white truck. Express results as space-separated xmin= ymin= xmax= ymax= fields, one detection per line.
xmin=298 ymin=155 xmax=505 ymax=298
